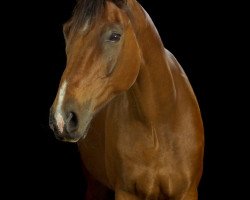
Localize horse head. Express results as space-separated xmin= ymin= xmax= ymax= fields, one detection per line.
xmin=49 ymin=0 xmax=141 ymax=142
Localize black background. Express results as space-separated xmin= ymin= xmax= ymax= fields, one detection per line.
xmin=4 ymin=0 xmax=247 ymax=199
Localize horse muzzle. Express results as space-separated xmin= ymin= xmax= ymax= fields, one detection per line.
xmin=49 ymin=109 xmax=81 ymax=142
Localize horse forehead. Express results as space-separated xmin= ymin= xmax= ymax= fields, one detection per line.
xmin=74 ymin=2 xmax=127 ymax=34
xmin=104 ymin=1 xmax=128 ymax=24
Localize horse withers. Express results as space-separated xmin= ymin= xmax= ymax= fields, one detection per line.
xmin=49 ymin=0 xmax=204 ymax=199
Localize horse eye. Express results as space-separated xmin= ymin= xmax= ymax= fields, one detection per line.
xmin=108 ymin=32 xmax=121 ymax=42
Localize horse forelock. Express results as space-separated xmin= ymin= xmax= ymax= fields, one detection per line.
xmin=72 ymin=0 xmax=127 ymax=32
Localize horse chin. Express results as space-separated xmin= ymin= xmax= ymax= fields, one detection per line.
xmin=57 ymin=131 xmax=88 ymax=143
xmin=62 ymin=137 xmax=81 ymax=143
xmin=54 ymin=123 xmax=91 ymax=143
xmin=54 ymin=132 xmax=79 ymax=143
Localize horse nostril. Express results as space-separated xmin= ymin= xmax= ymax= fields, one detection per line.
xmin=66 ymin=112 xmax=78 ymax=133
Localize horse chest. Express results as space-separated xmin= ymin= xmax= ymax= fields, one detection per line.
xmin=104 ymin=124 xmax=173 ymax=197
xmin=107 ymin=152 xmax=171 ymax=199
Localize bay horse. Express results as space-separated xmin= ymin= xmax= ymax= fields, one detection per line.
xmin=49 ymin=0 xmax=204 ymax=199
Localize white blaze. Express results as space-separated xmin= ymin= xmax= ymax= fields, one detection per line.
xmin=55 ymin=81 xmax=67 ymax=133
xmin=82 ymin=20 xmax=89 ymax=33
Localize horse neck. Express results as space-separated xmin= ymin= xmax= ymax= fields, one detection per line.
xmin=126 ymin=2 xmax=177 ymax=125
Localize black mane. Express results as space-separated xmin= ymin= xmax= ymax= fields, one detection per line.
xmin=72 ymin=0 xmax=126 ymax=31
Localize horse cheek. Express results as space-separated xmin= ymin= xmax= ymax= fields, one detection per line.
xmin=112 ymin=33 xmax=141 ymax=92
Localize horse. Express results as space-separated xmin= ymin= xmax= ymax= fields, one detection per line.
xmin=49 ymin=0 xmax=204 ymax=199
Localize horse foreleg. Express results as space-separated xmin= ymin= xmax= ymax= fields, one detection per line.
xmin=172 ymin=188 xmax=198 ymax=200
xmin=115 ymin=190 xmax=140 ymax=200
